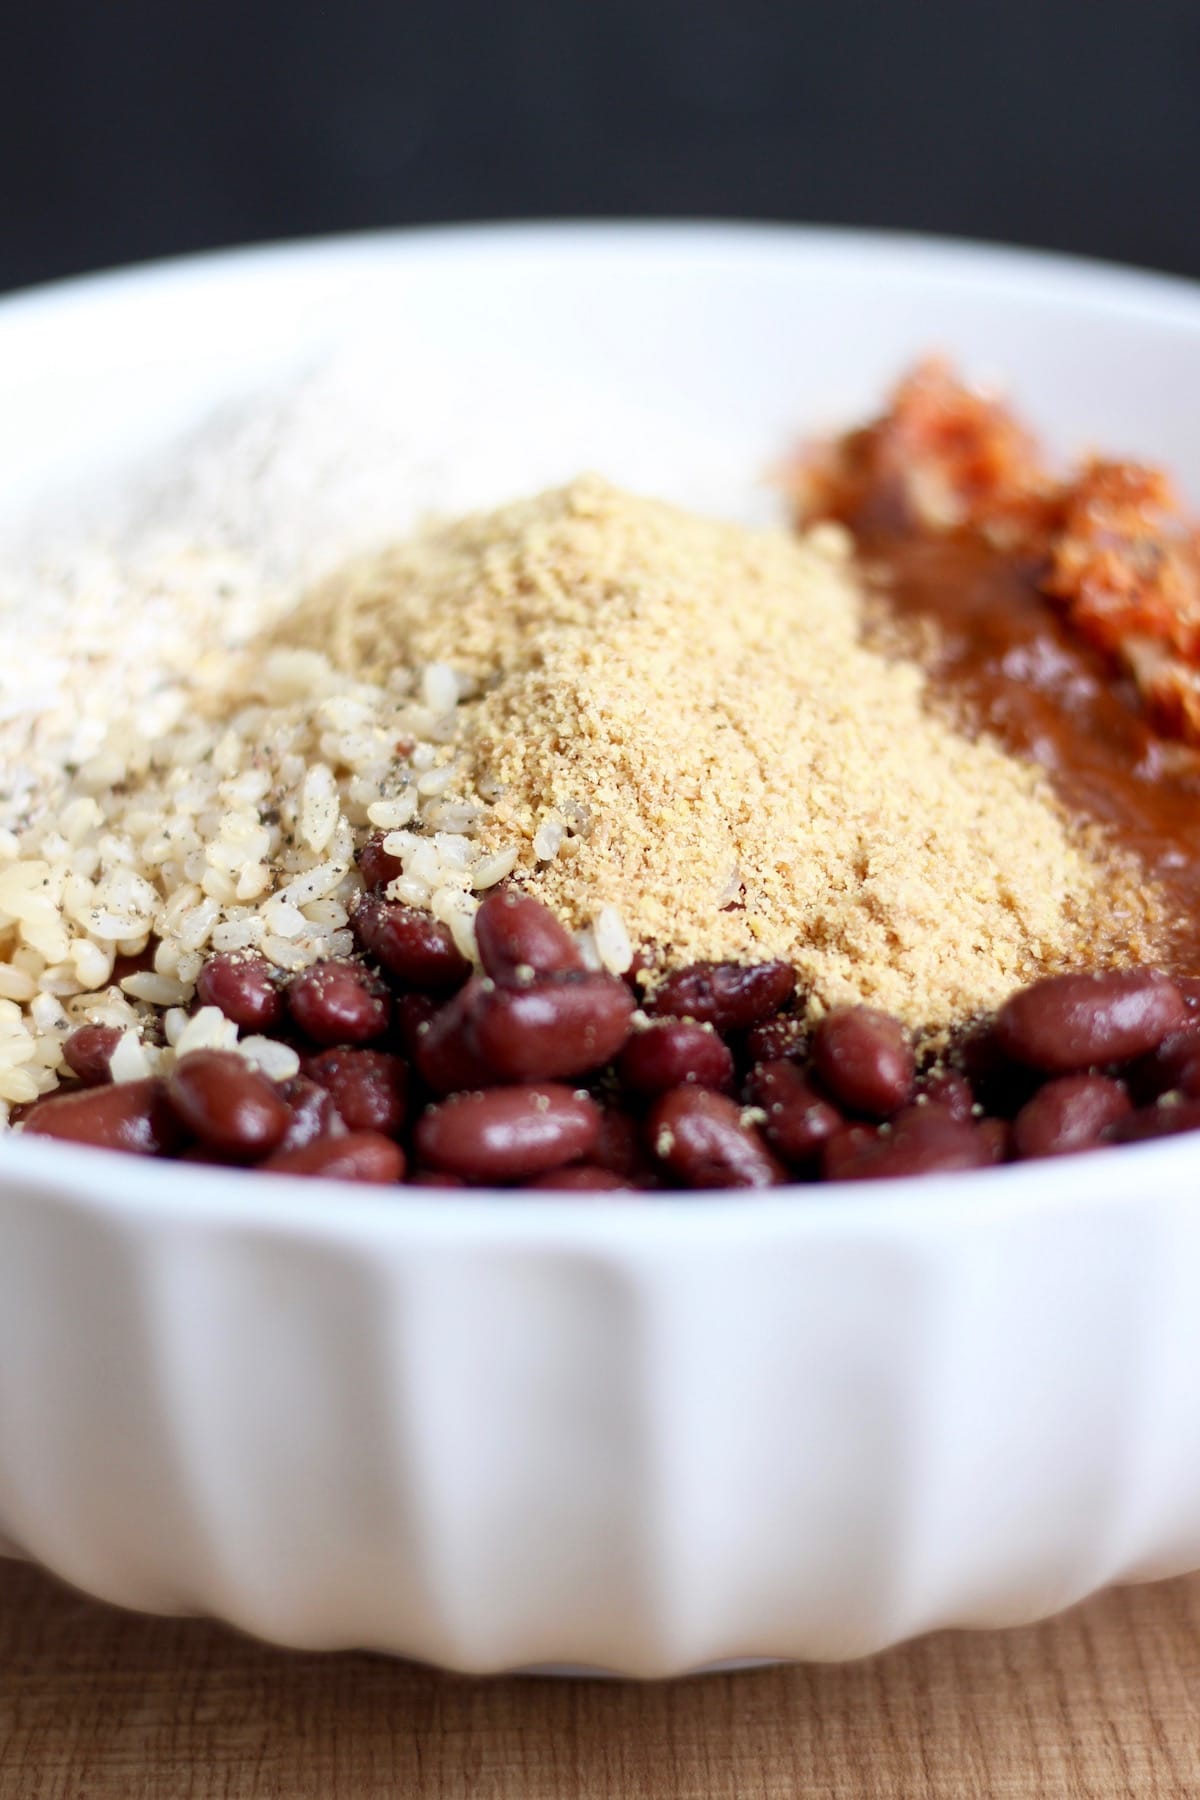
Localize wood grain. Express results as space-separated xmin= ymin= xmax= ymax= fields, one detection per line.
xmin=1 ymin=1557 xmax=1198 ymax=1799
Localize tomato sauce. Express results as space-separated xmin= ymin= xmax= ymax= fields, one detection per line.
xmin=863 ymin=531 xmax=1200 ymax=972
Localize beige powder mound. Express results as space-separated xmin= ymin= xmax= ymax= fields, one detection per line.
xmin=282 ymin=477 xmax=1156 ymax=1025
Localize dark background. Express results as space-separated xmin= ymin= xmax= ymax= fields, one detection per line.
xmin=5 ymin=1 xmax=1200 ymax=296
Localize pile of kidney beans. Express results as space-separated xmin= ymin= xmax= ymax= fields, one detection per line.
xmin=18 ymin=837 xmax=1200 ymax=1190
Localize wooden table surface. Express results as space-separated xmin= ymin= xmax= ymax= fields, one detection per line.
xmin=2 ymin=1557 xmax=1198 ymax=1799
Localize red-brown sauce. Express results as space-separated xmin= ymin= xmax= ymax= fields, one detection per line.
xmin=862 ymin=531 xmax=1200 ymax=973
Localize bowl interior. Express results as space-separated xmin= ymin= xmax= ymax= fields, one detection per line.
xmin=4 ymin=220 xmax=1200 ymax=1219
xmin=4 ymin=223 xmax=1200 ymax=523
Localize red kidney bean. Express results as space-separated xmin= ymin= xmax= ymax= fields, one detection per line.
xmin=23 ymin=1078 xmax=183 ymax=1156
xmin=471 ymin=973 xmax=635 ymax=1081
xmin=178 ymin=1144 xmax=245 ymax=1166
xmin=1179 ymin=977 xmax=1200 ymax=1011
xmin=648 ymin=960 xmax=796 ymax=1032
xmin=525 ymin=1165 xmax=636 ymax=1192
xmin=617 ymin=1019 xmax=734 ymax=1096
xmin=111 ymin=942 xmax=157 ymax=983
xmin=391 ymin=990 xmax=440 ymax=1058
xmin=1126 ymin=1025 xmax=1200 ymax=1104
xmin=277 ymin=1075 xmax=340 ymax=1151
xmin=349 ymin=894 xmax=469 ymax=993
xmin=977 ymin=1117 xmax=1011 ymax=1164
xmin=167 ymin=1050 xmax=291 ymax=1160
xmin=820 ymin=1124 xmax=879 ymax=1181
xmin=994 ymin=969 xmax=1188 ymax=1074
xmin=591 ymin=1106 xmax=646 ymax=1180
xmin=917 ymin=1068 xmax=976 ymax=1123
xmin=822 ymin=1107 xmax=993 ymax=1181
xmin=261 ymin=1132 xmax=405 ymax=1182
xmin=1012 ymin=1074 xmax=1132 ymax=1160
xmin=1106 ymin=1096 xmax=1200 ymax=1145
xmin=287 ymin=960 xmax=391 ymax=1046
xmin=742 ymin=1012 xmax=808 ymax=1064
xmin=953 ymin=1022 xmax=1043 ymax=1118
xmin=304 ymin=1048 xmax=408 ymax=1136
xmin=413 ymin=977 xmax=494 ymax=1094
xmin=407 ymin=1169 xmax=468 ymax=1188
xmin=356 ymin=831 xmax=405 ymax=892
xmin=812 ymin=1007 xmax=915 ymax=1118
xmin=1166 ymin=1050 xmax=1200 ymax=1101
xmin=62 ymin=1023 xmax=122 ymax=1086
xmin=474 ymin=888 xmax=585 ymax=984
xmin=415 ymin=1085 xmax=600 ymax=1181
xmin=647 ymin=1087 xmax=785 ymax=1189
xmin=745 ymin=1060 xmax=843 ymax=1167
xmin=196 ymin=952 xmax=284 ymax=1031
xmin=622 ymin=948 xmax=656 ymax=993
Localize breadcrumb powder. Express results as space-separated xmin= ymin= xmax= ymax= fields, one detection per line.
xmin=285 ymin=478 xmax=1157 ymax=1026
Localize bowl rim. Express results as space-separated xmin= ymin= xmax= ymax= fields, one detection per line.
xmin=0 ymin=1123 xmax=1194 ymax=1246
xmin=5 ymin=215 xmax=1200 ymax=1241
xmin=6 ymin=215 xmax=1200 ymax=328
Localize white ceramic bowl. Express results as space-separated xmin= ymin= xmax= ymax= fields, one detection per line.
xmin=4 ymin=224 xmax=1200 ymax=1676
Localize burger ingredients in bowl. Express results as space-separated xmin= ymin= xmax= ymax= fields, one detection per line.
xmin=6 ymin=378 xmax=1200 ymax=1190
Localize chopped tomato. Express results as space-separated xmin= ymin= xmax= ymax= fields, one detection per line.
xmin=787 ymin=361 xmax=1200 ymax=745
